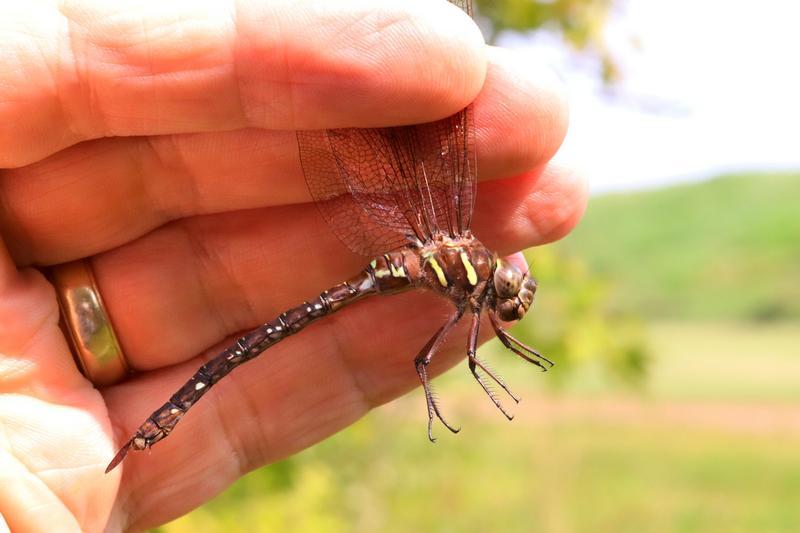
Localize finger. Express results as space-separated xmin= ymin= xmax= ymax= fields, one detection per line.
xmin=0 ymin=236 xmax=80 ymax=394
xmin=477 ymin=46 xmax=568 ymax=175
xmin=3 ymin=47 xmax=567 ymax=265
xmin=0 ymin=0 xmax=484 ymax=167
xmin=474 ymin=163 xmax=588 ymax=252
xmin=92 ymin=163 xmax=585 ymax=371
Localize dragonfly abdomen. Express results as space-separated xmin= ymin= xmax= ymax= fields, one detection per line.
xmin=106 ymin=259 xmax=413 ymax=472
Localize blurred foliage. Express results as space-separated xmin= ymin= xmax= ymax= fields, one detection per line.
xmin=516 ymin=245 xmax=648 ymax=385
xmin=475 ymin=0 xmax=620 ymax=82
xmin=557 ymin=172 xmax=800 ymax=321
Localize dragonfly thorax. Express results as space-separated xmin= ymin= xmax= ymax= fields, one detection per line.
xmin=400 ymin=233 xmax=491 ymax=301
xmin=404 ymin=235 xmax=537 ymax=323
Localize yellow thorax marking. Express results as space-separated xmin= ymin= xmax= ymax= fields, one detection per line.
xmin=460 ymin=251 xmax=478 ymax=286
xmin=427 ymin=257 xmax=449 ymax=287
xmin=384 ymin=254 xmax=406 ymax=278
xmin=390 ymin=263 xmax=406 ymax=278
xmin=370 ymin=258 xmax=390 ymax=278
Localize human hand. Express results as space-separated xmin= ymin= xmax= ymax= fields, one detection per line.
xmin=0 ymin=1 xmax=585 ymax=531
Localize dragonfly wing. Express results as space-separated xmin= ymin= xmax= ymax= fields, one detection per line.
xmin=297 ymin=128 xmax=413 ymax=256
xmin=298 ymin=107 xmax=476 ymax=257
xmin=296 ymin=0 xmax=477 ymax=257
xmin=449 ymin=0 xmax=474 ymax=16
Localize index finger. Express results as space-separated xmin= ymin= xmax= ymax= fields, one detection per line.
xmin=0 ymin=0 xmax=485 ymax=166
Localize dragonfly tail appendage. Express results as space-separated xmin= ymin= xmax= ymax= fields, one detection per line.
xmin=105 ymin=440 xmax=132 ymax=474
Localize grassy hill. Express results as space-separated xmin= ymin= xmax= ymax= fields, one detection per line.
xmin=553 ymin=172 xmax=800 ymax=321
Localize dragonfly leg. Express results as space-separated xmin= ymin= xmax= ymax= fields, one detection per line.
xmin=414 ymin=309 xmax=464 ymax=441
xmin=489 ymin=312 xmax=554 ymax=371
xmin=466 ymin=313 xmax=519 ymax=421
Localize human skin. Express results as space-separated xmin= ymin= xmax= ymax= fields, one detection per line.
xmin=0 ymin=1 xmax=586 ymax=531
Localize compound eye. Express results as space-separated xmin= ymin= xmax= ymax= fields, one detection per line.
xmin=494 ymin=260 xmax=522 ymax=299
xmin=523 ymin=277 xmax=537 ymax=293
xmin=518 ymin=277 xmax=537 ymax=309
xmin=519 ymin=288 xmax=534 ymax=308
xmin=496 ymin=300 xmax=522 ymax=321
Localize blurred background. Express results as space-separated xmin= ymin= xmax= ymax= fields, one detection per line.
xmin=160 ymin=1 xmax=800 ymax=531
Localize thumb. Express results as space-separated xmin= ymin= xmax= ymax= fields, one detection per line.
xmin=0 ymin=236 xmax=82 ymax=393
xmin=0 ymin=236 xmax=121 ymax=531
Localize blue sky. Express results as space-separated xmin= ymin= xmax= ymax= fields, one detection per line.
xmin=500 ymin=0 xmax=800 ymax=193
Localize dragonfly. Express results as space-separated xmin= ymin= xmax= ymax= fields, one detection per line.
xmin=106 ymin=0 xmax=551 ymax=473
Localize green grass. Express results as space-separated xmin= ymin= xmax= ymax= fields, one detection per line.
xmin=164 ymin=418 xmax=800 ymax=533
xmin=160 ymin=321 xmax=800 ymax=533
xmin=646 ymin=321 xmax=800 ymax=402
xmin=556 ymin=173 xmax=800 ymax=321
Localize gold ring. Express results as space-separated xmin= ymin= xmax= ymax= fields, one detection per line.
xmin=49 ymin=259 xmax=130 ymax=386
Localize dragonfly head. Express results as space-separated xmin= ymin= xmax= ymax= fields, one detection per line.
xmin=492 ymin=258 xmax=537 ymax=321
